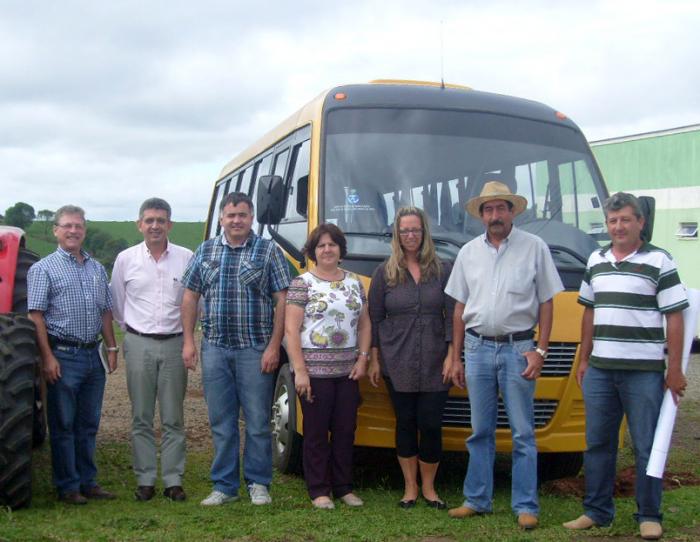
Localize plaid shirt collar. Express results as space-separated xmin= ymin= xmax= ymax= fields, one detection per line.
xmin=219 ymin=231 xmax=256 ymax=249
xmin=56 ymin=245 xmax=92 ymax=263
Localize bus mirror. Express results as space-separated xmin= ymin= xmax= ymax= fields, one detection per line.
xmin=296 ymin=175 xmax=309 ymax=217
xmin=638 ymin=195 xmax=655 ymax=241
xmin=256 ymin=175 xmax=285 ymax=224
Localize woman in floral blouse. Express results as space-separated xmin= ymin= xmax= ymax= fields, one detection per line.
xmin=285 ymin=223 xmax=371 ymax=509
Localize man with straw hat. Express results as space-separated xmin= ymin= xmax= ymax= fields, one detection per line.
xmin=444 ymin=179 xmax=563 ymax=530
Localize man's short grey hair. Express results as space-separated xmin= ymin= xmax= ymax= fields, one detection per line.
xmin=219 ymin=192 xmax=254 ymax=215
xmin=603 ymin=192 xmax=643 ymax=219
xmin=139 ymin=197 xmax=172 ymax=220
xmin=54 ymin=205 xmax=86 ymax=225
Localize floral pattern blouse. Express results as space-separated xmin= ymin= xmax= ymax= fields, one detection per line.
xmin=286 ymin=270 xmax=367 ymax=378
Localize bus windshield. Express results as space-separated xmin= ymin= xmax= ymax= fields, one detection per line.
xmin=323 ymin=108 xmax=607 ymax=280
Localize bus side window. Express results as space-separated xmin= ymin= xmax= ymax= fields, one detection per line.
xmin=285 ymin=140 xmax=310 ymax=220
xmin=238 ymin=166 xmax=253 ymax=195
xmin=207 ymin=177 xmax=232 ymax=239
xmin=277 ymin=140 xmax=310 ymax=252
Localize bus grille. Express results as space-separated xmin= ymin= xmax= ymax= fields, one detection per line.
xmin=459 ymin=342 xmax=577 ymax=378
xmin=443 ymin=398 xmax=558 ymax=428
xmin=542 ymin=342 xmax=578 ymax=376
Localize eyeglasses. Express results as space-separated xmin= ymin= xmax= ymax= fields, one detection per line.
xmin=55 ymin=223 xmax=85 ymax=231
xmin=398 ymin=228 xmax=423 ymax=237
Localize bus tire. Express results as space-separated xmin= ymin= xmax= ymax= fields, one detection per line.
xmin=271 ymin=364 xmax=303 ymax=474
xmin=0 ymin=314 xmax=39 ymax=509
xmin=538 ymin=451 xmax=584 ymax=482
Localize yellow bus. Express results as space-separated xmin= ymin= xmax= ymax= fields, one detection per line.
xmin=204 ymin=80 xmax=613 ymax=479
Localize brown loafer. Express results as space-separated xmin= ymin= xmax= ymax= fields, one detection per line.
xmin=518 ymin=513 xmax=538 ymax=530
xmin=135 ymin=485 xmax=156 ymax=501
xmin=59 ymin=491 xmax=88 ymax=505
xmin=164 ymin=485 xmax=187 ymax=502
xmin=81 ymin=485 xmax=116 ymax=500
xmin=448 ymin=505 xmax=480 ymax=519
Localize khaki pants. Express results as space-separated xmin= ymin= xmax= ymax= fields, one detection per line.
xmin=124 ymin=333 xmax=187 ymax=487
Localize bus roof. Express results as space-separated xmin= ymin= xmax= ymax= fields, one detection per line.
xmin=218 ymin=80 xmax=579 ymax=180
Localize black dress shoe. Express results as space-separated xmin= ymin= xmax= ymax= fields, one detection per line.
xmin=135 ymin=486 xmax=155 ymax=501
xmin=81 ymin=485 xmax=116 ymax=500
xmin=59 ymin=491 xmax=88 ymax=505
xmin=163 ymin=485 xmax=187 ymax=502
xmin=398 ymin=499 xmax=416 ymax=509
xmin=424 ymin=497 xmax=447 ymax=509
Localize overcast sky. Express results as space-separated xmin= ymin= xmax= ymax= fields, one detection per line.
xmin=2 ymin=0 xmax=698 ymax=221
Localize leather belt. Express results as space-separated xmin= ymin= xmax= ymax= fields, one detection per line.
xmin=466 ymin=328 xmax=534 ymax=342
xmin=126 ymin=325 xmax=183 ymax=341
xmin=48 ymin=335 xmax=98 ymax=350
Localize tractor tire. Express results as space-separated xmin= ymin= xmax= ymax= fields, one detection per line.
xmin=0 ymin=314 xmax=39 ymax=509
xmin=271 ymin=364 xmax=303 ymax=474
xmin=10 ymin=247 xmax=45 ymax=449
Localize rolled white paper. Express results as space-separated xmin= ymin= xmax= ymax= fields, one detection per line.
xmin=646 ymin=288 xmax=700 ymax=479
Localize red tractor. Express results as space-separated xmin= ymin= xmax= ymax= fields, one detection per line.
xmin=0 ymin=226 xmax=45 ymax=509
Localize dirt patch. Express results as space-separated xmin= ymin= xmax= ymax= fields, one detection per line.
xmin=543 ymin=467 xmax=700 ymax=498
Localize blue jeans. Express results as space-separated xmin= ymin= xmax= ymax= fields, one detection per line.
xmin=582 ymin=366 xmax=664 ymax=525
xmin=46 ymin=345 xmax=106 ymax=495
xmin=462 ymin=333 xmax=538 ymax=515
xmin=201 ymin=339 xmax=274 ymax=496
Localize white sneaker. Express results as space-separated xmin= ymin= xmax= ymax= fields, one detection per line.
xmin=200 ymin=490 xmax=239 ymax=506
xmin=248 ymin=483 xmax=272 ymax=505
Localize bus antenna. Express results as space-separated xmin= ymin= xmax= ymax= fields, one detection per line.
xmin=440 ymin=20 xmax=445 ymax=89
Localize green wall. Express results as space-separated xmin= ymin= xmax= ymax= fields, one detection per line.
xmin=592 ymin=128 xmax=700 ymax=190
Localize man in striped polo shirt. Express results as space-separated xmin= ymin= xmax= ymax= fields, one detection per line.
xmin=564 ymin=192 xmax=688 ymax=541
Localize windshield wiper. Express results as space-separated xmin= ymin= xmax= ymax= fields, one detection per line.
xmin=342 ymin=231 xmax=393 ymax=238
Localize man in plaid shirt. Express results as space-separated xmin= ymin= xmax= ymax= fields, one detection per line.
xmin=181 ymin=192 xmax=290 ymax=507
xmin=28 ymin=204 xmax=119 ymax=505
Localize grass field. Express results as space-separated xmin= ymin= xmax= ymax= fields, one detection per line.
xmin=23 ymin=221 xmax=206 ymax=257
xmin=1 ymin=441 xmax=699 ymax=541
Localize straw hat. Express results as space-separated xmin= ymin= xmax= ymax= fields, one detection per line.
xmin=465 ymin=181 xmax=528 ymax=218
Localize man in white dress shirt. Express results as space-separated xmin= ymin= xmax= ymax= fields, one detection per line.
xmin=111 ymin=198 xmax=193 ymax=502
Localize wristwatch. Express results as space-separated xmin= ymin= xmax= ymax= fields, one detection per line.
xmin=535 ymin=347 xmax=547 ymax=358
xmin=106 ymin=346 xmax=120 ymax=353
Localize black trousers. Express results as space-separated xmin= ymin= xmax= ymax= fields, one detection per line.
xmin=385 ymin=378 xmax=448 ymax=463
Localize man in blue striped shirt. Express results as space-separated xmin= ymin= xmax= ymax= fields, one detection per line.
xmin=181 ymin=192 xmax=290 ymax=507
xmin=28 ymin=205 xmax=119 ymax=505
xmin=564 ymin=192 xmax=688 ymax=540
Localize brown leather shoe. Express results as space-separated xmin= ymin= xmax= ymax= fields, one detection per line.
xmin=448 ymin=505 xmax=480 ymax=519
xmin=164 ymin=486 xmax=187 ymax=502
xmin=59 ymin=491 xmax=88 ymax=505
xmin=81 ymin=485 xmax=116 ymax=500
xmin=134 ymin=486 xmax=155 ymax=501
xmin=518 ymin=513 xmax=538 ymax=530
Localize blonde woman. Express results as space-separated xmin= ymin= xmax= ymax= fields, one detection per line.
xmin=368 ymin=207 xmax=455 ymax=509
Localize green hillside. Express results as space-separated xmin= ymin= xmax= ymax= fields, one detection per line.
xmin=24 ymin=221 xmax=205 ymax=258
